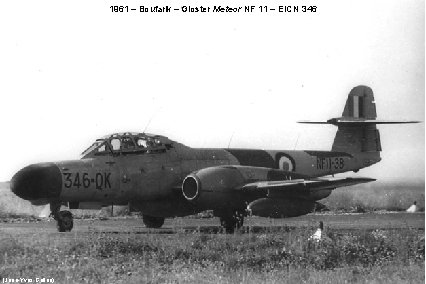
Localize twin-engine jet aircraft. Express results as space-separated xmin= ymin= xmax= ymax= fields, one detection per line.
xmin=10 ymin=86 xmax=419 ymax=232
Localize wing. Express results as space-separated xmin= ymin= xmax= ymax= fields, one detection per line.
xmin=240 ymin=176 xmax=375 ymax=194
xmin=241 ymin=175 xmax=375 ymax=218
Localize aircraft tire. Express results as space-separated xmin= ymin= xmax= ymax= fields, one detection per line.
xmin=57 ymin=210 xmax=73 ymax=232
xmin=220 ymin=210 xmax=244 ymax=233
xmin=142 ymin=215 xmax=165 ymax=228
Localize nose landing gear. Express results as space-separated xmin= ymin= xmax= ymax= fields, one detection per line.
xmin=50 ymin=203 xmax=74 ymax=232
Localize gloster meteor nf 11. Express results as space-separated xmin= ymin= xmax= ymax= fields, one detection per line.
xmin=10 ymin=86 xmax=418 ymax=232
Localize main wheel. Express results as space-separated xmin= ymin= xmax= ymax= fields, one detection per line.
xmin=57 ymin=210 xmax=73 ymax=232
xmin=142 ymin=215 xmax=165 ymax=228
xmin=220 ymin=210 xmax=244 ymax=233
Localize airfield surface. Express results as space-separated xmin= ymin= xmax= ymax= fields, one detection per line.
xmin=1 ymin=212 xmax=424 ymax=284
xmin=1 ymin=212 xmax=423 ymax=236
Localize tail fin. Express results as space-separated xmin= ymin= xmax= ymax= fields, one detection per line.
xmin=342 ymin=85 xmax=376 ymax=120
xmin=333 ymin=86 xmax=380 ymax=153
xmin=298 ymin=85 xmax=419 ymax=154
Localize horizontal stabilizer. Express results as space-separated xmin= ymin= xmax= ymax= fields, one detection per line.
xmin=297 ymin=121 xmax=330 ymax=124
xmin=241 ymin=177 xmax=375 ymax=193
xmin=298 ymin=119 xmax=420 ymax=125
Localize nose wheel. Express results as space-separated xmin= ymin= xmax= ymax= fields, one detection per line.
xmin=50 ymin=203 xmax=74 ymax=232
xmin=56 ymin=211 xmax=74 ymax=232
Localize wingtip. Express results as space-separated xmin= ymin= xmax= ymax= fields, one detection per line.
xmin=358 ymin=177 xmax=376 ymax=183
xmin=346 ymin=177 xmax=376 ymax=183
xmin=297 ymin=120 xmax=329 ymax=124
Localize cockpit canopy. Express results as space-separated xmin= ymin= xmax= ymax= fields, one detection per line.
xmin=81 ymin=132 xmax=174 ymax=157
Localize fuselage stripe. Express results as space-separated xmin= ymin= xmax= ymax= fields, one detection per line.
xmin=353 ymin=96 xmax=359 ymax=118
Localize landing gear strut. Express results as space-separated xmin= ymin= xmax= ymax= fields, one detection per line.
xmin=50 ymin=203 xmax=74 ymax=232
xmin=219 ymin=210 xmax=245 ymax=233
xmin=142 ymin=214 xmax=165 ymax=228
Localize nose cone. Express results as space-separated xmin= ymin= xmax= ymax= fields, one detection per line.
xmin=11 ymin=163 xmax=62 ymax=200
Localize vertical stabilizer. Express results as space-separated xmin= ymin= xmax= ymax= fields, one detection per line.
xmin=332 ymin=86 xmax=381 ymax=153
xmin=342 ymin=85 xmax=376 ymax=120
xmin=297 ymin=85 xmax=419 ymax=169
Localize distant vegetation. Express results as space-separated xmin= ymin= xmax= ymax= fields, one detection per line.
xmin=0 ymin=225 xmax=423 ymax=283
xmin=0 ymin=182 xmax=127 ymax=218
xmin=323 ymin=181 xmax=425 ymax=213
xmin=0 ymin=182 xmax=41 ymax=216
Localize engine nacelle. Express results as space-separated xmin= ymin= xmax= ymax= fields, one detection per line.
xmin=182 ymin=166 xmax=309 ymax=210
xmin=182 ymin=166 xmax=247 ymax=209
xmin=248 ymin=198 xmax=316 ymax=218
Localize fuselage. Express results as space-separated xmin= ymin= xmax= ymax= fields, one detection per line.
xmin=58 ymin=146 xmax=378 ymax=200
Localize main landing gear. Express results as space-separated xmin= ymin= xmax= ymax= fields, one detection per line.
xmin=218 ymin=210 xmax=245 ymax=234
xmin=50 ymin=203 xmax=74 ymax=232
xmin=142 ymin=214 xmax=165 ymax=228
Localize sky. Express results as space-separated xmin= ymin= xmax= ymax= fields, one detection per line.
xmin=0 ymin=0 xmax=424 ymax=183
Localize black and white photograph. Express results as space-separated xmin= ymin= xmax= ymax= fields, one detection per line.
xmin=0 ymin=0 xmax=424 ymax=283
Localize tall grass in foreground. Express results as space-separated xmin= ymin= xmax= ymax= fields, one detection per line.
xmin=0 ymin=227 xmax=424 ymax=283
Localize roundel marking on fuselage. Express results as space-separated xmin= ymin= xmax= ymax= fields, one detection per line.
xmin=275 ymin=153 xmax=296 ymax=171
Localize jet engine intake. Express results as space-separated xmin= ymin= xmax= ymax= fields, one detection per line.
xmin=182 ymin=175 xmax=200 ymax=201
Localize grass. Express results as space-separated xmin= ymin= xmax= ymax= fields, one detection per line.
xmin=0 ymin=181 xmax=424 ymax=283
xmin=0 ymin=226 xmax=424 ymax=283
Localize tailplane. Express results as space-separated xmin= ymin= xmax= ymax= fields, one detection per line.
xmin=299 ymin=85 xmax=419 ymax=154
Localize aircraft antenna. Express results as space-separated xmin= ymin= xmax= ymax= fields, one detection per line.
xmin=227 ymin=131 xmax=235 ymax=148
xmin=143 ymin=107 xmax=161 ymax=134
xmin=293 ymin=133 xmax=300 ymax=150
xmin=143 ymin=116 xmax=153 ymax=134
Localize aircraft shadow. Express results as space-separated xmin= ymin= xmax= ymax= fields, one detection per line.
xmin=87 ymin=225 xmax=299 ymax=235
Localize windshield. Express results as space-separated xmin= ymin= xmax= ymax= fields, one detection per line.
xmin=81 ymin=140 xmax=104 ymax=157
